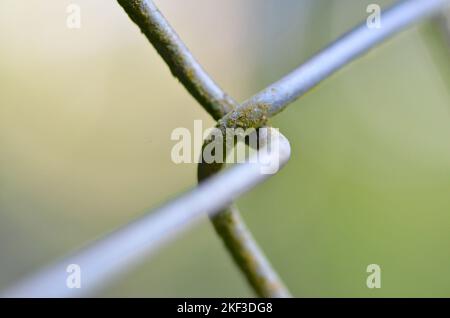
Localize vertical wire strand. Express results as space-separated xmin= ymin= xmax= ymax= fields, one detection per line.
xmin=2 ymin=0 xmax=448 ymax=298
xmin=117 ymin=0 xmax=236 ymax=120
xmin=117 ymin=0 xmax=292 ymax=297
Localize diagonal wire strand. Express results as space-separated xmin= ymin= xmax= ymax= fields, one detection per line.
xmin=119 ymin=0 xmax=293 ymax=298
xmin=117 ymin=0 xmax=236 ymax=120
xmin=220 ymin=0 xmax=450 ymax=130
xmin=2 ymin=0 xmax=448 ymax=298
xmin=0 ymin=130 xmax=291 ymax=297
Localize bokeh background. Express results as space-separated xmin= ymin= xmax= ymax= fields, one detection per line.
xmin=1 ymin=0 xmax=450 ymax=297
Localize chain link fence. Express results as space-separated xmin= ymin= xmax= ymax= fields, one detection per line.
xmin=1 ymin=0 xmax=449 ymax=297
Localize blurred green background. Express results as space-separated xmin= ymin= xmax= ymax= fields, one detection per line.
xmin=1 ymin=0 xmax=450 ymax=297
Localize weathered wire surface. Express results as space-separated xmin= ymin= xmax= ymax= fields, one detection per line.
xmin=117 ymin=0 xmax=292 ymax=297
xmin=1 ymin=0 xmax=449 ymax=298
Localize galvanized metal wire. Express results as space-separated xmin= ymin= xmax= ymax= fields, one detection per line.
xmin=117 ymin=0 xmax=292 ymax=297
xmin=1 ymin=0 xmax=449 ymax=298
xmin=1 ymin=129 xmax=290 ymax=297
xmin=117 ymin=0 xmax=237 ymax=120
xmin=221 ymin=0 xmax=450 ymax=129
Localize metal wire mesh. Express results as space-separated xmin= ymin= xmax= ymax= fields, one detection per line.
xmin=1 ymin=0 xmax=449 ymax=298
